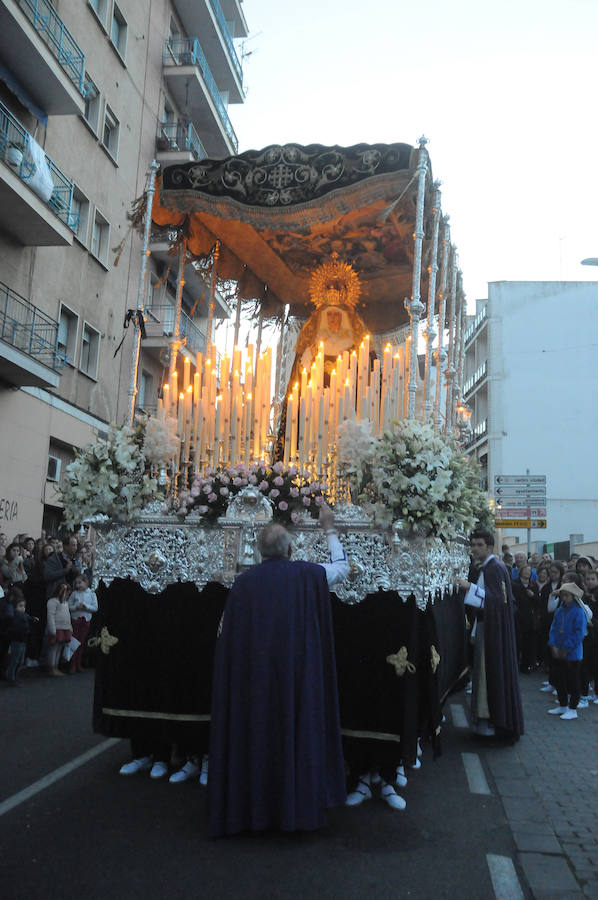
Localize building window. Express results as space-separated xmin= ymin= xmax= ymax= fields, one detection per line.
xmin=91 ymin=209 xmax=110 ymax=265
xmin=57 ymin=305 xmax=78 ymax=365
xmin=102 ymin=106 xmax=119 ymax=160
xmin=89 ymin=0 xmax=108 ymax=27
xmin=138 ymin=370 xmax=154 ymax=409
xmin=83 ymin=74 xmax=101 ymax=132
xmin=80 ymin=323 xmax=101 ymax=379
xmin=110 ymin=5 xmax=128 ymax=59
xmin=71 ymin=185 xmax=90 ymax=245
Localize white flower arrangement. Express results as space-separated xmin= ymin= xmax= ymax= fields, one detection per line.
xmin=337 ymin=418 xmax=491 ymax=542
xmin=142 ymin=414 xmax=180 ymax=467
xmin=61 ymin=421 xmax=160 ymax=528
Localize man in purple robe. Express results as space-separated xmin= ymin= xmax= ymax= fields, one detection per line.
xmin=456 ymin=530 xmax=524 ymax=740
xmin=208 ymin=507 xmax=350 ymax=837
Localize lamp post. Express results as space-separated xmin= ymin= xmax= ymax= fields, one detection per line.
xmin=581 ymin=258 xmax=598 ymax=266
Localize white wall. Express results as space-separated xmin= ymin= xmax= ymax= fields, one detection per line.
xmin=487 ymin=281 xmax=598 ymax=546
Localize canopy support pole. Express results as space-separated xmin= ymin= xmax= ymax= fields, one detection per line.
xmin=444 ymin=249 xmax=458 ymax=432
xmin=205 ymin=241 xmax=220 ymax=350
xmin=423 ymin=182 xmax=441 ymax=423
xmin=434 ymin=217 xmax=450 ymax=430
xmin=406 ymin=137 xmax=428 ymax=420
xmin=454 ymin=272 xmax=466 ymax=428
xmin=168 ymin=236 xmax=187 ymax=380
xmin=127 ymin=159 xmax=159 ymax=426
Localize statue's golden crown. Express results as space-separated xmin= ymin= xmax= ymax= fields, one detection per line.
xmin=309 ymin=253 xmax=361 ymax=310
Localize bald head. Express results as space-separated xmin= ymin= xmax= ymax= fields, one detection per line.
xmin=258 ymin=523 xmax=292 ymax=560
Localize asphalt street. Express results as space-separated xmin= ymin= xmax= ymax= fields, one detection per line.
xmin=1 ymin=667 xmax=535 ymax=900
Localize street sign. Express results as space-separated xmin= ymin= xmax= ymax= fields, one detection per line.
xmin=495 ymin=498 xmax=534 ymax=509
xmin=495 ymin=486 xmax=546 ymax=498
xmin=494 ymin=475 xmax=546 ymax=485
xmin=495 ymin=507 xmax=530 ymax=517
xmin=530 ymin=507 xmax=546 ymax=517
xmin=495 ymin=519 xmax=533 ymax=528
xmin=494 ymin=518 xmax=547 ymax=529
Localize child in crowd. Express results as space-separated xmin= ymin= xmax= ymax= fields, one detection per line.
xmin=547 ymin=583 xmax=588 ymax=720
xmin=582 ymin=569 xmax=598 ymax=704
xmin=68 ymin=574 xmax=97 ymax=673
xmin=5 ymin=589 xmax=38 ymax=686
xmin=46 ymin=584 xmax=72 ymax=676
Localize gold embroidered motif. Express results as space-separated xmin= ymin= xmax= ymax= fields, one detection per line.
xmin=89 ymin=626 xmax=119 ymax=655
xmin=386 ymin=646 xmax=416 ymax=677
xmin=431 ymin=645 xmax=441 ymax=674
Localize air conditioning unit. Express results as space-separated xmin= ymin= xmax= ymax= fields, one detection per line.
xmin=47 ymin=455 xmax=61 ymax=482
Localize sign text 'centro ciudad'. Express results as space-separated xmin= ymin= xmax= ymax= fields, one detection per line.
xmin=493 ymin=475 xmax=547 ymax=530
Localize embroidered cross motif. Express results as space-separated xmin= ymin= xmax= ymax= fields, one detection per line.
xmin=89 ymin=627 xmax=119 ymax=656
xmin=386 ymin=646 xmax=416 ymax=677
xmin=268 ymin=164 xmax=295 ymax=188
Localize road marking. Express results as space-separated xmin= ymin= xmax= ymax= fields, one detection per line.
xmin=0 ymin=738 xmax=121 ymax=818
xmin=486 ymin=854 xmax=524 ymax=900
xmin=450 ymin=703 xmax=469 ymax=728
xmin=461 ymin=751 xmax=492 ymax=795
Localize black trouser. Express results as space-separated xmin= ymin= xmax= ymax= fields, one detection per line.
xmin=553 ymin=659 xmax=581 ymax=710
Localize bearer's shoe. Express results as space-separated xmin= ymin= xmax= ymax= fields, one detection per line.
xmin=199 ymin=754 xmax=209 ymax=786
xmin=169 ymin=759 xmax=200 ymax=784
xmin=149 ymin=760 xmax=169 ymax=779
xmin=119 ymin=756 xmax=152 ymax=776
xmin=473 ymin=720 xmax=495 ymax=737
xmin=396 ymin=765 xmax=408 ymax=788
xmin=345 ymin=776 xmax=372 ymax=807
xmin=380 ymin=781 xmax=406 ymax=810
xmin=547 ymin=706 xmax=568 ymax=715
xmin=560 ymin=709 xmax=578 ymax=720
xmin=417 ymin=740 xmax=422 ymax=758
xmin=578 ymin=698 xmax=589 ymax=709
xmin=410 ymin=757 xmax=422 ymax=769
xmin=540 ymin=683 xmax=554 ymax=692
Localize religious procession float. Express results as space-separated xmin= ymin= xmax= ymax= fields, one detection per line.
xmin=64 ymin=140 xmax=491 ymax=764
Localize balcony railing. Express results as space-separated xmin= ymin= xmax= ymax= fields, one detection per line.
xmin=144 ymin=305 xmax=207 ymax=357
xmin=0 ymin=280 xmax=66 ymax=372
xmin=156 ymin=120 xmax=208 ymax=161
xmin=0 ymin=101 xmax=79 ymax=231
xmin=463 ymin=360 xmax=487 ymax=397
xmin=208 ymin=0 xmax=243 ymax=84
xmin=16 ymin=0 xmax=85 ymax=95
xmin=163 ymin=37 xmax=238 ymax=152
xmin=464 ymin=305 xmax=488 ymax=344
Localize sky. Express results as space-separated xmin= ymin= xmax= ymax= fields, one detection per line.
xmin=230 ymin=0 xmax=598 ymax=309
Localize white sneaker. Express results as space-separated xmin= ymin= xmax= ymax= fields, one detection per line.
xmin=540 ymin=684 xmax=554 ymax=692
xmin=119 ymin=756 xmax=152 ymax=776
xmin=465 ymin=685 xmax=472 ymax=695
xmin=149 ymin=760 xmax=169 ymax=779
xmin=380 ymin=781 xmax=406 ymax=810
xmin=345 ymin=777 xmax=372 ymax=807
xmin=199 ymin=754 xmax=209 ymax=786
xmin=560 ymin=709 xmax=578 ymax=720
xmin=593 ymin=698 xmax=598 ymax=705
xmin=547 ymin=706 xmax=568 ymax=715
xmin=169 ymin=760 xmax=200 ymax=784
xmin=417 ymin=740 xmax=422 ymax=758
xmin=473 ymin=721 xmax=495 ymax=737
xmin=410 ymin=758 xmax=421 ymax=769
xmin=578 ymin=698 xmax=589 ymax=709
xmin=396 ymin=765 xmax=408 ymax=788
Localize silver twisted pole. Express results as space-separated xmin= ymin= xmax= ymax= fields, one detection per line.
xmin=444 ymin=249 xmax=458 ymax=432
xmin=423 ymin=182 xmax=441 ymax=423
xmin=434 ymin=216 xmax=450 ymax=430
xmin=406 ymin=136 xmax=428 ymax=420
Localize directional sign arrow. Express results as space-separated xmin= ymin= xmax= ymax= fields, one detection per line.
xmin=494 ymin=475 xmax=547 ymax=485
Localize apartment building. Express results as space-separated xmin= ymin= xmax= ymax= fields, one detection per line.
xmin=463 ymin=281 xmax=598 ymax=548
xmin=0 ymin=0 xmax=247 ymax=538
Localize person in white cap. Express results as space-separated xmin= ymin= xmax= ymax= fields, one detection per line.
xmin=547 ymin=582 xmax=589 ymax=720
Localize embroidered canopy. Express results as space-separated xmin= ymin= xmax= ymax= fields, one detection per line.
xmin=155 ymin=142 xmax=436 ymax=333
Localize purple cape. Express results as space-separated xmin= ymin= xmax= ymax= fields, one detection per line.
xmin=208 ymin=558 xmax=346 ymax=837
xmin=479 ymin=556 xmax=524 ymax=738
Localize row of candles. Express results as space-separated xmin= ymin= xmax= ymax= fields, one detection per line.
xmin=157 ymin=334 xmax=416 ymax=478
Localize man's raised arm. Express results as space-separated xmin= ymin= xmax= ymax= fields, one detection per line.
xmin=318 ymin=505 xmax=350 ymax=587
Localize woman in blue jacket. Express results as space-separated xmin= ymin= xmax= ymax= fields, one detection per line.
xmin=548 ymin=583 xmax=589 ymax=720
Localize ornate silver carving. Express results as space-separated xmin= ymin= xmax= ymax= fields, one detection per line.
xmin=94 ymin=493 xmax=469 ymax=605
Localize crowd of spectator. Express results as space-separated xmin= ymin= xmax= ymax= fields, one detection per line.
xmin=501 ymin=545 xmax=598 ymax=720
xmin=0 ymin=529 xmax=97 ymax=686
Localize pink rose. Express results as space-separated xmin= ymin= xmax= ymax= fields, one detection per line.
xmin=202 ymin=484 xmax=211 ymax=494
xmin=274 ymin=476 xmax=284 ymax=486
xmin=315 ymin=495 xmax=325 ymax=506
xmin=220 ymin=475 xmax=230 ymax=485
xmin=319 ymin=482 xmax=328 ymax=491
xmin=198 ymin=505 xmax=208 ymax=514
xmin=269 ymin=488 xmax=280 ymax=498
xmin=291 ymin=511 xmax=300 ymax=523
xmin=208 ymin=492 xmax=217 ymax=503
xmin=233 ymin=477 xmax=243 ymax=486
xmin=190 ymin=485 xmax=200 ymax=497
xmin=300 ymin=486 xmax=310 ymax=495
xmin=278 ymin=500 xmax=288 ymax=511
xmin=302 ymin=496 xmax=311 ymax=507
xmin=290 ymin=487 xmax=299 ymax=498
xmin=273 ymin=461 xmax=284 ymax=474
xmin=219 ymin=487 xmax=229 ymax=496
xmin=288 ymin=466 xmax=298 ymax=477
xmin=248 ymin=475 xmax=257 ymax=484
xmin=258 ymin=480 xmax=268 ymax=491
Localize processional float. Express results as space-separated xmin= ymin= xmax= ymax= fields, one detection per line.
xmin=91 ymin=140 xmax=475 ymax=760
